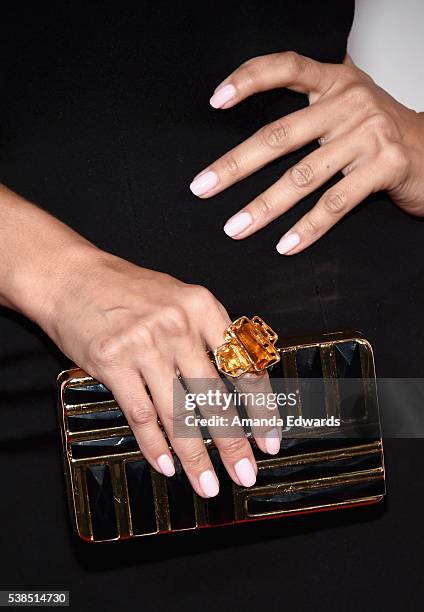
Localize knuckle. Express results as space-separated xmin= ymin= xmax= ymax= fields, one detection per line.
xmin=323 ymin=189 xmax=347 ymax=215
xmin=251 ymin=196 xmax=274 ymax=220
xmin=88 ymin=335 xmax=121 ymax=367
xmin=260 ymin=119 xmax=291 ymax=149
xmin=345 ymin=83 xmax=376 ymax=109
xmin=301 ymin=214 xmax=321 ymax=237
xmin=171 ymin=404 xmax=189 ymax=427
xmin=199 ymin=402 xmax=220 ymax=419
xmin=381 ymin=143 xmax=409 ymax=173
xmin=183 ymin=447 xmax=209 ymax=472
xmin=128 ymin=404 xmax=155 ymax=428
xmin=133 ymin=324 xmax=156 ymax=350
xmin=188 ymin=284 xmax=215 ymax=307
xmin=365 ymin=112 xmax=395 ymax=136
xmin=160 ymin=304 xmax=190 ymax=336
xmin=221 ymin=436 xmax=248 ymax=458
xmin=221 ymin=154 xmax=240 ymax=177
xmin=342 ymin=163 xmax=355 ymax=176
xmin=281 ymin=51 xmax=303 ymax=76
xmin=290 ymin=163 xmax=314 ymax=188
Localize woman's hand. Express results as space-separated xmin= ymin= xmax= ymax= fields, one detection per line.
xmin=190 ymin=52 xmax=424 ymax=254
xmin=0 ymin=187 xmax=281 ymax=498
xmin=43 ymin=245 xmax=282 ymax=497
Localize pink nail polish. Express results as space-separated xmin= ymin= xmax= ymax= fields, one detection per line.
xmin=190 ymin=170 xmax=218 ymax=196
xmin=210 ymin=84 xmax=237 ymax=109
xmin=234 ymin=458 xmax=256 ymax=487
xmin=223 ymin=212 xmax=252 ymax=237
xmin=265 ymin=429 xmax=280 ymax=455
xmin=276 ymin=232 xmax=301 ymax=255
xmin=157 ymin=454 xmax=175 ymax=477
xmin=199 ymin=470 xmax=220 ymax=497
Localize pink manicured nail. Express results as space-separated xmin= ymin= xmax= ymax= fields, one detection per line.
xmin=276 ymin=232 xmax=301 ymax=255
xmin=265 ymin=429 xmax=280 ymax=455
xmin=199 ymin=470 xmax=220 ymax=497
xmin=223 ymin=212 xmax=252 ymax=237
xmin=157 ymin=454 xmax=175 ymax=477
xmin=190 ymin=170 xmax=218 ymax=196
xmin=210 ymin=84 xmax=237 ymax=109
xmin=234 ymin=458 xmax=256 ymax=487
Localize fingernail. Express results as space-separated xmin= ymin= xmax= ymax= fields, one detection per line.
xmin=199 ymin=470 xmax=220 ymax=497
xmin=210 ymin=84 xmax=237 ymax=109
xmin=223 ymin=212 xmax=252 ymax=237
xmin=157 ymin=454 xmax=175 ymax=477
xmin=190 ymin=170 xmax=218 ymax=196
xmin=276 ymin=232 xmax=301 ymax=255
xmin=234 ymin=458 xmax=256 ymax=487
xmin=265 ymin=429 xmax=280 ymax=455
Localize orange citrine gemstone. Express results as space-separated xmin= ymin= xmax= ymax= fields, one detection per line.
xmin=215 ymin=340 xmax=251 ymax=377
xmin=234 ymin=319 xmax=279 ymax=370
xmin=215 ymin=317 xmax=280 ymax=377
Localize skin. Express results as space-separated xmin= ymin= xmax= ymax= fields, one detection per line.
xmin=0 ymin=186 xmax=278 ymax=499
xmin=190 ymin=53 xmax=424 ymax=253
xmin=2 ymin=52 xmax=424 ymax=497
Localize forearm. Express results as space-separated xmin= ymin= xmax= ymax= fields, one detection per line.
xmin=0 ymin=184 xmax=264 ymax=493
xmin=0 ymin=183 xmax=97 ymax=327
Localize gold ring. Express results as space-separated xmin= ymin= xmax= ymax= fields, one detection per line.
xmin=213 ymin=316 xmax=281 ymax=378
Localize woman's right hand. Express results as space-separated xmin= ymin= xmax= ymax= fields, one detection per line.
xmin=40 ymin=244 xmax=280 ymax=497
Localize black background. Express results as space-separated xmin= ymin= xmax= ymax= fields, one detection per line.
xmin=0 ymin=1 xmax=423 ymax=610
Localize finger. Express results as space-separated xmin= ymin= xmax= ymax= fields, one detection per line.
xmin=190 ymin=98 xmax=343 ymax=199
xmin=178 ymin=346 xmax=258 ymax=488
xmin=140 ymin=360 xmax=220 ymax=499
xmin=201 ymin=314 xmax=281 ymax=457
xmin=104 ymin=368 xmax=176 ymax=477
xmin=209 ymin=51 xmax=333 ymax=109
xmin=234 ymin=371 xmax=282 ymax=456
xmin=275 ymin=162 xmax=379 ymax=255
xmin=222 ymin=134 xmax=357 ymax=239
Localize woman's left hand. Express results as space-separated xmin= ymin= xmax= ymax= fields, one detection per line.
xmin=190 ymin=52 xmax=424 ymax=254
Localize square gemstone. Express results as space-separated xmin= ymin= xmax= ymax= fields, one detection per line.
xmin=215 ymin=341 xmax=251 ymax=376
xmin=235 ymin=319 xmax=279 ymax=370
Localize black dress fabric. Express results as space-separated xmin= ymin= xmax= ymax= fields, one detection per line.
xmin=0 ymin=2 xmax=423 ymax=610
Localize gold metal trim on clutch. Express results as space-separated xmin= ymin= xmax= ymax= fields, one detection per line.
xmin=57 ymin=330 xmax=386 ymax=543
xmin=214 ymin=315 xmax=281 ymax=377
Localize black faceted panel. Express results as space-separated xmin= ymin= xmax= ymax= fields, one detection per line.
xmin=71 ymin=435 xmax=138 ymax=459
xmin=295 ymin=347 xmax=326 ymax=419
xmin=296 ymin=346 xmax=323 ymax=378
xmin=255 ymin=452 xmax=382 ymax=487
xmin=64 ymin=383 xmax=114 ymax=406
xmin=336 ymin=342 xmax=366 ymax=422
xmin=166 ymin=458 xmax=196 ymax=530
xmin=340 ymin=390 xmax=367 ymax=423
xmin=125 ymin=460 xmax=157 ymax=535
xmin=86 ymin=464 xmax=118 ymax=540
xmin=268 ymin=358 xmax=284 ymax=379
xmin=207 ymin=449 xmax=235 ymax=525
xmin=67 ymin=409 xmax=127 ymax=432
xmin=247 ymin=478 xmax=385 ymax=515
xmin=335 ymin=342 xmax=362 ymax=378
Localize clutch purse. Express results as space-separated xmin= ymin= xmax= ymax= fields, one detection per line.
xmin=57 ymin=326 xmax=385 ymax=543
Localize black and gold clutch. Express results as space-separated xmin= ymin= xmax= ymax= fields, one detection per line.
xmin=57 ymin=329 xmax=385 ymax=543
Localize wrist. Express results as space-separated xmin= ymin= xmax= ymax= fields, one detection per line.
xmin=400 ymin=110 xmax=424 ymax=213
xmin=6 ymin=239 xmax=101 ymax=333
